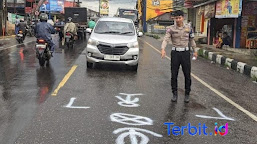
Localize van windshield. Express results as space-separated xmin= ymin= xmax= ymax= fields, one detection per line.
xmin=94 ymin=21 xmax=135 ymax=36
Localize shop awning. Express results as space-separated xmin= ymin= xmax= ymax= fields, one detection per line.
xmin=193 ymin=0 xmax=218 ymax=8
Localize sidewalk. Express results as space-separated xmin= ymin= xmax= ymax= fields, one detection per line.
xmin=0 ymin=35 xmax=16 ymax=39
xmin=155 ymin=34 xmax=257 ymax=67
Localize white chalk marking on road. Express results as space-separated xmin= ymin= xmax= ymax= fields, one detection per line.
xmin=141 ymin=39 xmax=257 ymax=122
xmin=195 ymin=108 xmax=235 ymax=121
xmin=110 ymin=113 xmax=153 ymax=126
xmin=64 ymin=97 xmax=90 ymax=109
xmin=0 ymin=40 xmax=34 ymax=51
xmin=115 ymin=93 xmax=144 ymax=107
xmin=113 ymin=127 xmax=163 ymax=144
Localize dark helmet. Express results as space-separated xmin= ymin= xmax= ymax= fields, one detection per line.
xmin=39 ymin=13 xmax=48 ymax=21
xmin=68 ymin=17 xmax=72 ymax=22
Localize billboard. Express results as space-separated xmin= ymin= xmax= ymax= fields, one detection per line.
xmin=40 ymin=0 xmax=64 ymax=12
xmin=215 ymin=0 xmax=242 ymax=18
xmin=146 ymin=0 xmax=173 ymax=21
xmin=100 ymin=0 xmax=109 ymax=15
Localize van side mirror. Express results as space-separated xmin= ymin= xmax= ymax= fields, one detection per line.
xmin=138 ymin=32 xmax=143 ymax=37
xmin=86 ymin=28 xmax=92 ymax=33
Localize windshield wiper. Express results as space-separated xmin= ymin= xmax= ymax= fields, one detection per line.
xmin=120 ymin=32 xmax=133 ymax=34
xmin=99 ymin=31 xmax=120 ymax=34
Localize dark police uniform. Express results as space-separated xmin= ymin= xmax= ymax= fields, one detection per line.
xmin=161 ymin=22 xmax=196 ymax=96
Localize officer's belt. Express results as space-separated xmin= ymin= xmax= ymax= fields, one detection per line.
xmin=172 ymin=47 xmax=189 ymax=51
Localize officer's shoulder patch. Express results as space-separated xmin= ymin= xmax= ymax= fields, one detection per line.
xmin=166 ymin=26 xmax=172 ymax=33
xmin=166 ymin=28 xmax=171 ymax=33
xmin=185 ymin=28 xmax=190 ymax=32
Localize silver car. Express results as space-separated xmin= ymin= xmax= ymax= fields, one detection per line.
xmin=86 ymin=17 xmax=143 ymax=71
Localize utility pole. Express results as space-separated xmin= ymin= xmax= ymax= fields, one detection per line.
xmin=4 ymin=0 xmax=7 ymax=35
xmin=99 ymin=0 xmax=100 ymax=17
xmin=0 ymin=0 xmax=3 ymax=35
xmin=14 ymin=0 xmax=16 ymax=14
xmin=76 ymin=0 xmax=81 ymax=7
xmin=142 ymin=0 xmax=146 ymax=32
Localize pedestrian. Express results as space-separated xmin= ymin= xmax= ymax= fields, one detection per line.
xmin=161 ymin=10 xmax=197 ymax=103
xmin=222 ymin=32 xmax=232 ymax=47
xmin=216 ymin=31 xmax=223 ymax=49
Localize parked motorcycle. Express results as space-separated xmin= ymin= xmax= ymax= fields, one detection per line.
xmin=35 ymin=39 xmax=51 ymax=67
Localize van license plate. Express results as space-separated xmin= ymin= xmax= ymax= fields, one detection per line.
xmin=104 ymin=55 xmax=120 ymax=61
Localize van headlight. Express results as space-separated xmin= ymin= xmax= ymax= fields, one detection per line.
xmin=88 ymin=38 xmax=99 ymax=46
xmin=127 ymin=41 xmax=139 ymax=48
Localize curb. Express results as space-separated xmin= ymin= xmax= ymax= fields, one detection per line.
xmin=196 ymin=47 xmax=257 ymax=81
xmin=0 ymin=35 xmax=16 ymax=39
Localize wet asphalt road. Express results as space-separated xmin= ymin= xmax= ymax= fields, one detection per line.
xmin=0 ymin=35 xmax=257 ymax=144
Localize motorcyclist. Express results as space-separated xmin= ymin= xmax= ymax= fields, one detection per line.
xmin=17 ymin=19 xmax=27 ymax=40
xmin=64 ymin=17 xmax=77 ymax=40
xmin=35 ymin=13 xmax=56 ymax=56
xmin=15 ymin=16 xmax=20 ymax=34
xmin=55 ymin=19 xmax=65 ymax=42
xmin=88 ymin=18 xmax=96 ymax=29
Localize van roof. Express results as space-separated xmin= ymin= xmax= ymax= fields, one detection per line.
xmin=98 ymin=17 xmax=133 ymax=23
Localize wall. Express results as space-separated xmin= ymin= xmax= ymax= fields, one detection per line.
xmin=195 ymin=7 xmax=201 ymax=34
xmin=188 ymin=8 xmax=196 ymax=31
xmin=0 ymin=11 xmax=2 ymax=35
xmin=240 ymin=1 xmax=257 ymax=48
xmin=201 ymin=17 xmax=208 ymax=37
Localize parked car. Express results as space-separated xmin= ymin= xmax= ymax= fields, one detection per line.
xmin=86 ymin=17 xmax=143 ymax=71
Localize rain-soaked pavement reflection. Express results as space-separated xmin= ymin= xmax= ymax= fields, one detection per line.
xmin=1 ymin=35 xmax=257 ymax=144
xmin=0 ymin=34 xmax=88 ymax=143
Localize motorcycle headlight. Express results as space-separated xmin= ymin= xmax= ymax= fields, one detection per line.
xmin=127 ymin=41 xmax=139 ymax=48
xmin=88 ymin=38 xmax=99 ymax=46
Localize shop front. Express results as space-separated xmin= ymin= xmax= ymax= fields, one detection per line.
xmin=240 ymin=1 xmax=257 ymax=49
xmin=210 ymin=0 xmax=242 ymax=48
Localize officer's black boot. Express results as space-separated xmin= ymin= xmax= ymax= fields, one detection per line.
xmin=184 ymin=93 xmax=190 ymax=103
xmin=171 ymin=91 xmax=178 ymax=102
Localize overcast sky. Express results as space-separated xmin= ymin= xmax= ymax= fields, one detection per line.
xmin=80 ymin=0 xmax=137 ymax=16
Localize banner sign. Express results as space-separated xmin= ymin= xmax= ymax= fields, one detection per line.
xmin=215 ymin=0 xmax=242 ymax=18
xmin=40 ymin=0 xmax=64 ymax=12
xmin=100 ymin=0 xmax=109 ymax=15
xmin=146 ymin=0 xmax=173 ymax=21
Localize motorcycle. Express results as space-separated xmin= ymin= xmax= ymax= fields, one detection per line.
xmin=65 ymin=32 xmax=74 ymax=49
xmin=27 ymin=25 xmax=35 ymax=37
xmin=16 ymin=30 xmax=24 ymax=43
xmin=35 ymin=39 xmax=51 ymax=67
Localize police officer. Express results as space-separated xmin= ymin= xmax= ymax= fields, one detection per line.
xmin=161 ymin=10 xmax=197 ymax=103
